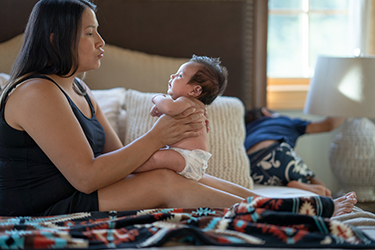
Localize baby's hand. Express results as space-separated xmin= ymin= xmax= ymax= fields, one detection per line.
xmin=150 ymin=105 xmax=163 ymax=117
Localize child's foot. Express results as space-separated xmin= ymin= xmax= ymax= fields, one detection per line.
xmin=287 ymin=181 xmax=332 ymax=197
xmin=332 ymin=192 xmax=357 ymax=216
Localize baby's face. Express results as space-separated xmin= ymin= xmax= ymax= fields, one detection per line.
xmin=167 ymin=62 xmax=200 ymax=100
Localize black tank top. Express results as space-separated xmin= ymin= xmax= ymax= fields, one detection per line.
xmin=0 ymin=75 xmax=105 ymax=216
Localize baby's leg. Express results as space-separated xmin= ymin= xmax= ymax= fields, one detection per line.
xmin=133 ymin=149 xmax=185 ymax=173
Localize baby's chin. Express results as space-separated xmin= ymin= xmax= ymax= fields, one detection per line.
xmin=168 ymin=93 xmax=177 ymax=100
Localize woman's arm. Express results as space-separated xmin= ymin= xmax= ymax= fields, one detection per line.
xmin=7 ymin=79 xmax=205 ymax=194
xmin=305 ymin=117 xmax=345 ymax=134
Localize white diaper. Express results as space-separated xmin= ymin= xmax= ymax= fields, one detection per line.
xmin=168 ymin=147 xmax=212 ymax=181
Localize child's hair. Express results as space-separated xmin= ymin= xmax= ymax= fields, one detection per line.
xmin=244 ymin=108 xmax=264 ymax=124
xmin=188 ymin=55 xmax=228 ymax=105
xmin=244 ymin=107 xmax=275 ymax=124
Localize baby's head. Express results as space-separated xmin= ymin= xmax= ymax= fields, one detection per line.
xmin=188 ymin=55 xmax=228 ymax=105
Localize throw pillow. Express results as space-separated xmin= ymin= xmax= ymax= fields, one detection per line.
xmin=91 ymin=87 xmax=126 ymax=140
xmin=123 ymin=89 xmax=253 ymax=189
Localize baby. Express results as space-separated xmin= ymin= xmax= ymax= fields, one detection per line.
xmin=134 ymin=55 xmax=228 ymax=181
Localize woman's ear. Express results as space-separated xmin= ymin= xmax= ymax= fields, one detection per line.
xmin=190 ymin=85 xmax=202 ymax=97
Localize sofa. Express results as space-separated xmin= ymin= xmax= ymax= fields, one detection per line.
xmin=1 ymin=33 xmax=375 ymax=249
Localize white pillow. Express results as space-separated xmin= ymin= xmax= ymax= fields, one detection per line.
xmin=91 ymin=87 xmax=126 ymax=140
xmin=123 ymin=89 xmax=253 ymax=189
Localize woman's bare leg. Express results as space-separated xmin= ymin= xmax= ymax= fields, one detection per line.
xmin=333 ymin=192 xmax=357 ymax=216
xmin=199 ymin=174 xmax=261 ymax=198
xmin=198 ymin=175 xmax=356 ymax=216
xmin=98 ymin=169 xmax=356 ymax=216
xmin=98 ymin=169 xmax=244 ymax=211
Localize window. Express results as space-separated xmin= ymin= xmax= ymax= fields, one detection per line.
xmin=267 ymin=0 xmax=350 ymax=110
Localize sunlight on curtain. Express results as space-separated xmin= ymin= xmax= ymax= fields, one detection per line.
xmin=348 ymin=0 xmax=372 ymax=55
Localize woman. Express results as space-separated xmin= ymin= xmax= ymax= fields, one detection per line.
xmin=0 ymin=0 xmax=355 ymax=217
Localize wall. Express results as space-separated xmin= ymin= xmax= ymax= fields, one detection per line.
xmin=278 ymin=110 xmax=342 ymax=196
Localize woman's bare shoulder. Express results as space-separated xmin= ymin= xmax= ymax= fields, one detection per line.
xmin=4 ymin=77 xmax=71 ymax=130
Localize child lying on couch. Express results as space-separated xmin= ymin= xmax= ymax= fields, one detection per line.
xmin=245 ymin=107 xmax=345 ymax=197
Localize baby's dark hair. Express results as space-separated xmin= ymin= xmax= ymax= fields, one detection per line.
xmin=188 ymin=55 xmax=228 ymax=105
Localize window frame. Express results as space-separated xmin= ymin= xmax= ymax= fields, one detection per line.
xmin=267 ymin=1 xmax=349 ymax=110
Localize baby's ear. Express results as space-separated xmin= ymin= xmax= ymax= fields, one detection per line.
xmin=191 ymin=85 xmax=202 ymax=97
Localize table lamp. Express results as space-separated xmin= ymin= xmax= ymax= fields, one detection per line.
xmin=304 ymin=55 xmax=375 ymax=202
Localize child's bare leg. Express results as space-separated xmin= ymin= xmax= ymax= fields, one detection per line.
xmin=287 ymin=180 xmax=332 ymax=197
xmin=333 ymin=192 xmax=357 ymax=216
xmin=133 ymin=149 xmax=185 ymax=173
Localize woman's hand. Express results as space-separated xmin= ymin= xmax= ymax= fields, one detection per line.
xmin=149 ymin=107 xmax=205 ymax=147
xmin=204 ymin=107 xmax=209 ymax=133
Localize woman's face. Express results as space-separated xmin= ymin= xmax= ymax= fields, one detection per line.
xmin=77 ymin=8 xmax=105 ymax=73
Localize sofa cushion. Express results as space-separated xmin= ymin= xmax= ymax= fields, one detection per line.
xmin=91 ymin=87 xmax=126 ymax=141
xmin=123 ymin=89 xmax=253 ymax=189
xmin=0 ymin=34 xmax=23 ymax=74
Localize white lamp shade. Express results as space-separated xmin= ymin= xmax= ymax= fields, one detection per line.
xmin=304 ymin=56 xmax=375 ymax=117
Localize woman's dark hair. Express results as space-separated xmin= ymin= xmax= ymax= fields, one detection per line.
xmin=188 ymin=55 xmax=228 ymax=105
xmin=11 ymin=0 xmax=97 ymax=80
xmin=0 ymin=0 xmax=96 ymax=106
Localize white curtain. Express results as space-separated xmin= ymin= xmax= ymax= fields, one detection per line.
xmin=348 ymin=0 xmax=372 ymax=55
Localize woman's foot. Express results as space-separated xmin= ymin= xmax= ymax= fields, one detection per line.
xmin=332 ymin=192 xmax=357 ymax=216
xmin=287 ymin=180 xmax=332 ymax=197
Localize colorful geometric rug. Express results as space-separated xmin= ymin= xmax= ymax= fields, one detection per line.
xmin=0 ymin=196 xmax=374 ymax=249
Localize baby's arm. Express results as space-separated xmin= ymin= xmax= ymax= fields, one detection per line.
xmin=152 ymin=94 xmax=195 ymax=116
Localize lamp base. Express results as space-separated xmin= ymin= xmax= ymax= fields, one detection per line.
xmin=329 ymin=118 xmax=375 ymax=202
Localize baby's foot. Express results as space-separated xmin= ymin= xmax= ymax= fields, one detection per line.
xmin=332 ymin=192 xmax=357 ymax=217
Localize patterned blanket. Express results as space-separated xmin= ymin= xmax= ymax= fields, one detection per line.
xmin=1 ymin=196 xmax=374 ymax=249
